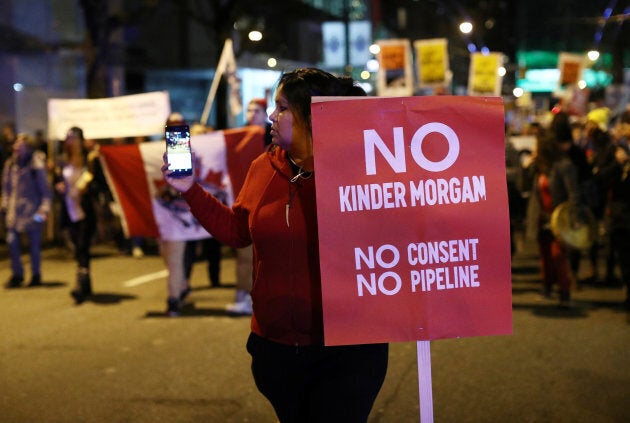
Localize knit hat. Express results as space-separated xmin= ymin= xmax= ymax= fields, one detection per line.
xmin=587 ymin=107 xmax=610 ymax=131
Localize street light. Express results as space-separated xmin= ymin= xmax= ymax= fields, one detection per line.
xmin=587 ymin=50 xmax=600 ymax=61
xmin=459 ymin=21 xmax=473 ymax=34
xmin=248 ymin=30 xmax=262 ymax=42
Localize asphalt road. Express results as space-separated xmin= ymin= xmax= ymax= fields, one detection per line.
xmin=1 ymin=237 xmax=629 ymax=423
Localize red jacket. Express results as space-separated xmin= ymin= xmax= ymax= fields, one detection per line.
xmin=183 ymin=146 xmax=323 ymax=346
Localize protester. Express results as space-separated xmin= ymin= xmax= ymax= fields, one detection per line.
xmin=525 ymin=130 xmax=580 ymax=307
xmin=245 ymin=97 xmax=272 ymax=146
xmin=0 ymin=122 xmax=17 ymax=243
xmin=607 ymin=143 xmax=630 ymax=308
xmin=612 ymin=109 xmax=630 ymax=151
xmin=549 ymin=111 xmax=596 ymax=283
xmin=161 ymin=112 xmax=194 ymax=316
xmin=0 ymin=122 xmax=17 ymax=202
xmin=183 ymin=122 xmax=224 ymax=291
xmin=162 ymin=68 xmax=389 ymax=422
xmin=54 ymin=127 xmax=97 ymax=304
xmin=2 ymin=133 xmax=52 ymax=288
xmin=225 ymin=98 xmax=271 ymax=315
xmin=589 ymin=126 xmax=618 ymax=283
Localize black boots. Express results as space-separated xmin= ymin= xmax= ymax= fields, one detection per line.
xmin=71 ymin=268 xmax=92 ymax=304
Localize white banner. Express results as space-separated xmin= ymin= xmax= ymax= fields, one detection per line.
xmin=47 ymin=91 xmax=171 ymax=141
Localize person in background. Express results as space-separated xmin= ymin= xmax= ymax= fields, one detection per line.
xmin=526 ymin=130 xmax=580 ymax=307
xmin=2 ymin=133 xmax=52 ymax=288
xmin=162 ymin=68 xmax=389 ymax=422
xmin=54 ymin=127 xmax=97 ymax=304
xmin=549 ymin=111 xmax=596 ymax=284
xmin=0 ymin=122 xmax=17 ymax=243
xmin=183 ymin=122 xmax=223 ymax=291
xmin=245 ymin=97 xmax=272 ymax=146
xmin=130 ymin=135 xmax=149 ymax=258
xmin=607 ymin=142 xmax=630 ymax=308
xmin=611 ymin=109 xmax=630 ymax=151
xmin=0 ymin=122 xmax=17 ymax=198
xmin=225 ymin=98 xmax=271 ymax=315
xmin=161 ymin=112 xmax=195 ymax=316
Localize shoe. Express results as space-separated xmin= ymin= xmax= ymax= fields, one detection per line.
xmin=132 ymin=246 xmax=144 ymax=259
xmin=558 ymin=290 xmax=572 ymax=308
xmin=71 ymin=270 xmax=92 ymax=305
xmin=179 ymin=286 xmax=191 ymax=302
xmin=226 ymin=294 xmax=253 ymax=315
xmin=5 ymin=275 xmax=24 ymax=289
xmin=27 ymin=274 xmax=42 ymax=287
xmin=70 ymin=289 xmax=85 ymax=304
xmin=166 ymin=297 xmax=181 ymax=317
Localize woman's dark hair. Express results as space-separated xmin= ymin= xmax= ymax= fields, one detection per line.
xmin=67 ymin=126 xmax=85 ymax=141
xmin=277 ymin=68 xmax=365 ymax=130
xmin=66 ymin=126 xmax=89 ymax=159
xmin=549 ymin=111 xmax=573 ymax=143
xmin=534 ymin=130 xmax=560 ymax=174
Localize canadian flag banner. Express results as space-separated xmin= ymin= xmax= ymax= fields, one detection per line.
xmin=311 ymin=96 xmax=512 ymax=345
xmin=99 ymin=126 xmax=264 ymax=241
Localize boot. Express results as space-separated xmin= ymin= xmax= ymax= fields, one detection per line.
xmin=71 ymin=268 xmax=92 ymax=304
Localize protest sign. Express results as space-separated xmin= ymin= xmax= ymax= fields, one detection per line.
xmin=468 ymin=52 xmax=504 ymax=96
xmin=376 ymin=39 xmax=414 ymax=97
xmin=311 ymin=96 xmax=512 ymax=346
xmin=414 ymin=38 xmax=450 ymax=88
xmin=557 ymin=52 xmax=584 ymax=89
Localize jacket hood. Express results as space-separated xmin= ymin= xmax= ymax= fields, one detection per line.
xmin=265 ymin=145 xmax=293 ymax=182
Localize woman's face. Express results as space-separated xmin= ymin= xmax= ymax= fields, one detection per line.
xmin=13 ymin=135 xmax=29 ymax=158
xmin=269 ymin=86 xmax=311 ymax=160
xmin=64 ymin=132 xmax=82 ymax=155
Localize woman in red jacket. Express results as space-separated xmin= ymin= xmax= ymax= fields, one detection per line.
xmin=163 ymin=68 xmax=388 ymax=422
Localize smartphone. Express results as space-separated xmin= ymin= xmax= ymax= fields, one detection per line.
xmin=165 ymin=124 xmax=193 ymax=177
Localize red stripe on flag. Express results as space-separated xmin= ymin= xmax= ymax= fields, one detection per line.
xmin=223 ymin=126 xmax=266 ymax=196
xmin=100 ymin=144 xmax=160 ymax=237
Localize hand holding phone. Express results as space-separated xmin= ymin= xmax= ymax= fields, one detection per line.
xmin=165 ymin=124 xmax=193 ymax=177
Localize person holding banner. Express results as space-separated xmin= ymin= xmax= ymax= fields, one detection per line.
xmin=163 ymin=68 xmax=388 ymax=422
xmin=54 ymin=127 xmax=97 ymax=304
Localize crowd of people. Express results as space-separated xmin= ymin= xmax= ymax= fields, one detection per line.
xmin=2 ymin=65 xmax=630 ymax=421
xmin=509 ymin=102 xmax=630 ymax=309
xmin=0 ymin=99 xmax=272 ymax=315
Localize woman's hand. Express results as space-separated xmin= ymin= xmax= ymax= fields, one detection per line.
xmin=161 ymin=152 xmax=195 ymax=193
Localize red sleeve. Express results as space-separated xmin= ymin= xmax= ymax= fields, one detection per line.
xmin=182 ymin=183 xmax=250 ymax=248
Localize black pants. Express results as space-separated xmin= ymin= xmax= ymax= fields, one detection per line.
xmin=246 ymin=332 xmax=388 ymax=423
xmin=610 ymin=227 xmax=630 ymax=298
xmin=69 ymin=218 xmax=94 ymax=269
xmin=184 ymin=237 xmax=222 ymax=286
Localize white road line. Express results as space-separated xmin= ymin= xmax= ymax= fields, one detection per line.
xmin=123 ymin=270 xmax=169 ymax=287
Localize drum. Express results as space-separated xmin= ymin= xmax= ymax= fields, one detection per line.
xmin=550 ymin=202 xmax=597 ymax=250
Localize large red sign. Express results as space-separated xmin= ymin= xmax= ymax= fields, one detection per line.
xmin=311 ymin=96 xmax=512 ymax=345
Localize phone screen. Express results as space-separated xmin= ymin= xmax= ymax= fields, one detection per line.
xmin=165 ymin=124 xmax=192 ymax=177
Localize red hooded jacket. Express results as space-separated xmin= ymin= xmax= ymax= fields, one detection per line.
xmin=183 ymin=145 xmax=323 ymax=346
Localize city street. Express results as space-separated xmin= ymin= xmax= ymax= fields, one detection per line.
xmin=1 ymin=236 xmax=629 ymax=423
